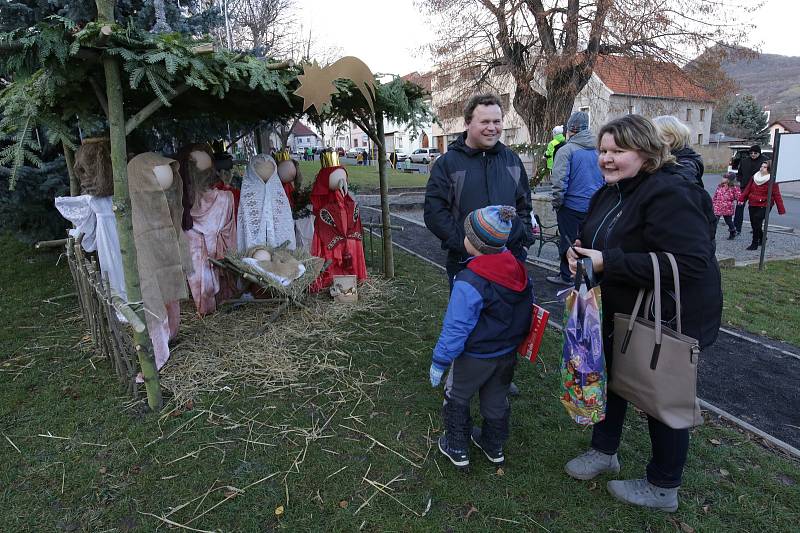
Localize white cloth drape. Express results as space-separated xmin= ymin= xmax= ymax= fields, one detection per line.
xmin=237 ymin=154 xmax=296 ymax=252
xmin=55 ymin=195 xmax=127 ymax=301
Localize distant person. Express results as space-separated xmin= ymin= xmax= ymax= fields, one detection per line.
xmin=547 ymin=111 xmax=604 ymax=286
xmin=389 ymin=151 xmax=398 ymax=170
xmin=429 ymin=205 xmax=533 ymax=470
xmin=424 ymin=92 xmax=534 ymax=287
xmin=356 ymin=152 xmax=364 ymax=165
xmin=544 ymin=125 xmax=566 ymax=173
xmin=734 ymin=145 xmax=767 ymax=234
xmin=653 ymin=115 xmax=704 ymax=187
xmin=711 ymin=173 xmax=740 ymax=240
xmin=739 ymin=160 xmax=786 ymax=250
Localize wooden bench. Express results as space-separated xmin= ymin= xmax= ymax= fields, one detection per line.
xmin=532 ymin=214 xmax=560 ymax=257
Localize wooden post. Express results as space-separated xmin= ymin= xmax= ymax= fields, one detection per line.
xmin=63 ymin=144 xmax=79 ymax=196
xmin=96 ymin=0 xmax=162 ymax=410
xmin=375 ymin=111 xmax=394 ymax=278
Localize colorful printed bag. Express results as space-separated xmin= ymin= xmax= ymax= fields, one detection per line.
xmin=560 ymin=258 xmax=606 ymax=425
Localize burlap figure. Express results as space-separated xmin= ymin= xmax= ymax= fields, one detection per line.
xmin=127 ymin=152 xmax=192 ymax=321
xmin=74 ymin=137 xmax=114 ymax=197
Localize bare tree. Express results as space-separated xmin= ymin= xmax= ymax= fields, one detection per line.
xmin=228 ymin=0 xmax=297 ymax=56
xmin=423 ymin=0 xmax=761 ymax=143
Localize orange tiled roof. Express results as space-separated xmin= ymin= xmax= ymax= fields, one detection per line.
xmin=593 ymin=55 xmax=713 ymax=102
xmin=402 ymin=71 xmax=433 ymax=93
xmin=290 ymin=121 xmax=318 ymax=137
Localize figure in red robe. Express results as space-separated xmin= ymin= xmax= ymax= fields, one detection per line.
xmin=309 ymin=162 xmax=367 ymax=291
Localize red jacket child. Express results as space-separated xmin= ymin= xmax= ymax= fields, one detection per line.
xmin=740 ymin=177 xmax=786 ymax=215
xmin=711 ymin=184 xmax=739 ymax=216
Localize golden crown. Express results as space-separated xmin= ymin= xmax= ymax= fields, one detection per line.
xmin=320 ymin=150 xmax=340 ymax=169
xmin=274 ymin=149 xmax=291 ymax=162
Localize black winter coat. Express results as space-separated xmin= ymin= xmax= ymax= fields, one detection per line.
xmin=424 ymin=133 xmax=534 ymax=263
xmin=578 ymin=167 xmax=722 ymax=360
xmin=671 ymin=147 xmax=705 ymax=188
xmin=737 ymin=154 xmax=767 ymax=190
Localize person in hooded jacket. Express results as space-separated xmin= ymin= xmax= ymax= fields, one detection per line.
xmin=429 ymin=205 xmax=533 ymax=470
xmin=424 ymin=93 xmax=534 ymax=287
xmin=563 ymin=115 xmax=722 ymax=513
xmin=548 ymin=111 xmax=605 ymax=285
xmin=653 ymin=115 xmax=705 ymax=187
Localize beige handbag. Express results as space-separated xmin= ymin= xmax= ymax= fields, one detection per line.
xmin=610 ymin=252 xmax=703 ymax=429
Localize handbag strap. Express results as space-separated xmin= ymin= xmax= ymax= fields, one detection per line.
xmin=664 ymin=252 xmax=682 ymax=334
xmin=573 ymin=256 xmax=595 ymax=290
xmin=641 ymin=253 xmax=683 ymax=335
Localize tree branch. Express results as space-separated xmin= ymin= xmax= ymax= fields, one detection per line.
xmin=90 ymin=77 xmax=109 ymax=120
xmin=124 ymin=83 xmax=189 ymax=136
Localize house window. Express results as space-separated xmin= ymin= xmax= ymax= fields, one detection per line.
xmin=579 ymin=106 xmax=591 ymax=127
xmin=686 ymin=108 xmax=692 ymax=121
xmin=697 ymin=133 xmax=703 ymax=145
xmin=699 ymin=108 xmax=706 ymax=122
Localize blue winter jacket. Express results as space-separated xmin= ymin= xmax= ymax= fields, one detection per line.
xmin=431 ymin=251 xmax=533 ymax=371
xmin=551 ymin=129 xmax=604 ymax=212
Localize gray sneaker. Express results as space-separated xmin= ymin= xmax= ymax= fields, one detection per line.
xmin=564 ymin=448 xmax=620 ymax=480
xmin=607 ymin=478 xmax=679 ymax=512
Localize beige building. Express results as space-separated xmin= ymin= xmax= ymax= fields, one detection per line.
xmin=431 ymin=55 xmax=715 ymax=154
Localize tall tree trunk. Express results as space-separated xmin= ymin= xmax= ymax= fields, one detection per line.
xmin=96 ymin=0 xmax=163 ymax=411
xmin=63 ymin=144 xmax=79 ymax=196
xmin=375 ymin=113 xmax=394 ymax=278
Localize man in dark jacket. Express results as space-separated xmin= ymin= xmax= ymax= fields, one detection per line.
xmin=548 ymin=111 xmax=604 ymax=285
xmin=734 ymin=144 xmax=766 ymax=234
xmin=424 ymin=93 xmax=534 ymax=285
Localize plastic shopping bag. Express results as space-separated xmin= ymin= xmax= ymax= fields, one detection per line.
xmin=560 ymin=258 xmax=606 ymax=425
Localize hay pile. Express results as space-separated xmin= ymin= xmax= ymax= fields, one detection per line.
xmin=159 ymin=277 xmax=398 ymax=406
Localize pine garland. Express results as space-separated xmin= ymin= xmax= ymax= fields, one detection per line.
xmin=0 ymin=18 xmax=296 ymax=189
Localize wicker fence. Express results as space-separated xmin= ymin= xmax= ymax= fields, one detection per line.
xmin=64 ymin=237 xmax=140 ymax=397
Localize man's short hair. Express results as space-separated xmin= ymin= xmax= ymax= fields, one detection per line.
xmin=463 ymin=93 xmax=503 ymax=124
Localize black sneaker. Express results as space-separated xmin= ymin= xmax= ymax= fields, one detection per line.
xmin=746 ymin=243 xmax=759 ymax=251
xmin=470 ymin=427 xmax=505 ymax=464
xmin=438 ymin=435 xmax=469 ymax=467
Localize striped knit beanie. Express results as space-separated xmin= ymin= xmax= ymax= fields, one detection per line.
xmin=464 ymin=205 xmax=516 ymax=255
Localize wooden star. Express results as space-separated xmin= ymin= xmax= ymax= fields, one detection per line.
xmin=295 ymin=62 xmax=336 ymax=113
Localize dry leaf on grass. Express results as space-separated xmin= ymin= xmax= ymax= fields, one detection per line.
xmin=274 ymin=505 xmax=284 ymax=516
xmin=339 ymin=500 xmax=349 ymax=509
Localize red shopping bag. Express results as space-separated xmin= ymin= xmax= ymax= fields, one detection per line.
xmin=518 ymin=304 xmax=550 ymax=364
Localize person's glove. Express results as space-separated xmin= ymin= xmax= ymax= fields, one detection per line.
xmin=429 ymin=364 xmax=445 ymax=387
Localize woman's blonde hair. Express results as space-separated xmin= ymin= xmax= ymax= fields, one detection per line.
xmin=653 ymin=115 xmax=691 ymax=151
xmin=597 ymin=115 xmax=675 ymax=174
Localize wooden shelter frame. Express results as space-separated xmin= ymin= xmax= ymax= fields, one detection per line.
xmin=0 ymin=0 xmax=432 ymax=411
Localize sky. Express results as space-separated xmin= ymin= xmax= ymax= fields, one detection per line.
xmin=294 ymin=0 xmax=800 ymax=75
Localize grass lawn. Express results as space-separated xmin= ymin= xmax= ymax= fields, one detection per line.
xmin=720 ymin=259 xmax=800 ymax=346
xmin=297 ymin=160 xmax=429 ymax=191
xmin=2 ymin=234 xmax=799 ymax=532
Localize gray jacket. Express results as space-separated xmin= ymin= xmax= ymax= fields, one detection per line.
xmin=550 ymin=129 xmax=604 ymax=212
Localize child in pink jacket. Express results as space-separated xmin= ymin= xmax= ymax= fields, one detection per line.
xmin=712 ymin=173 xmax=740 ymax=240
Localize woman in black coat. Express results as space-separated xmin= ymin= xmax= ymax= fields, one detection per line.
xmin=564 ymin=115 xmax=722 ymax=512
xmin=653 ymin=115 xmax=705 ymax=187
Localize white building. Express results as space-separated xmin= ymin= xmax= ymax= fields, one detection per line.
xmin=431 ymin=55 xmax=715 ymax=153
xmin=288 ymin=122 xmax=321 ymax=152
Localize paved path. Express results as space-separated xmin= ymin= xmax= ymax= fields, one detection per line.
xmin=361 ymin=205 xmax=800 ymax=452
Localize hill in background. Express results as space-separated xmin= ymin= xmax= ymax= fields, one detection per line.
xmin=721 ymin=52 xmax=800 ymax=119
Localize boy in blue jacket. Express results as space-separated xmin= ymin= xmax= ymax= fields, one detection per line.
xmin=430 ymin=205 xmax=533 ymax=469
